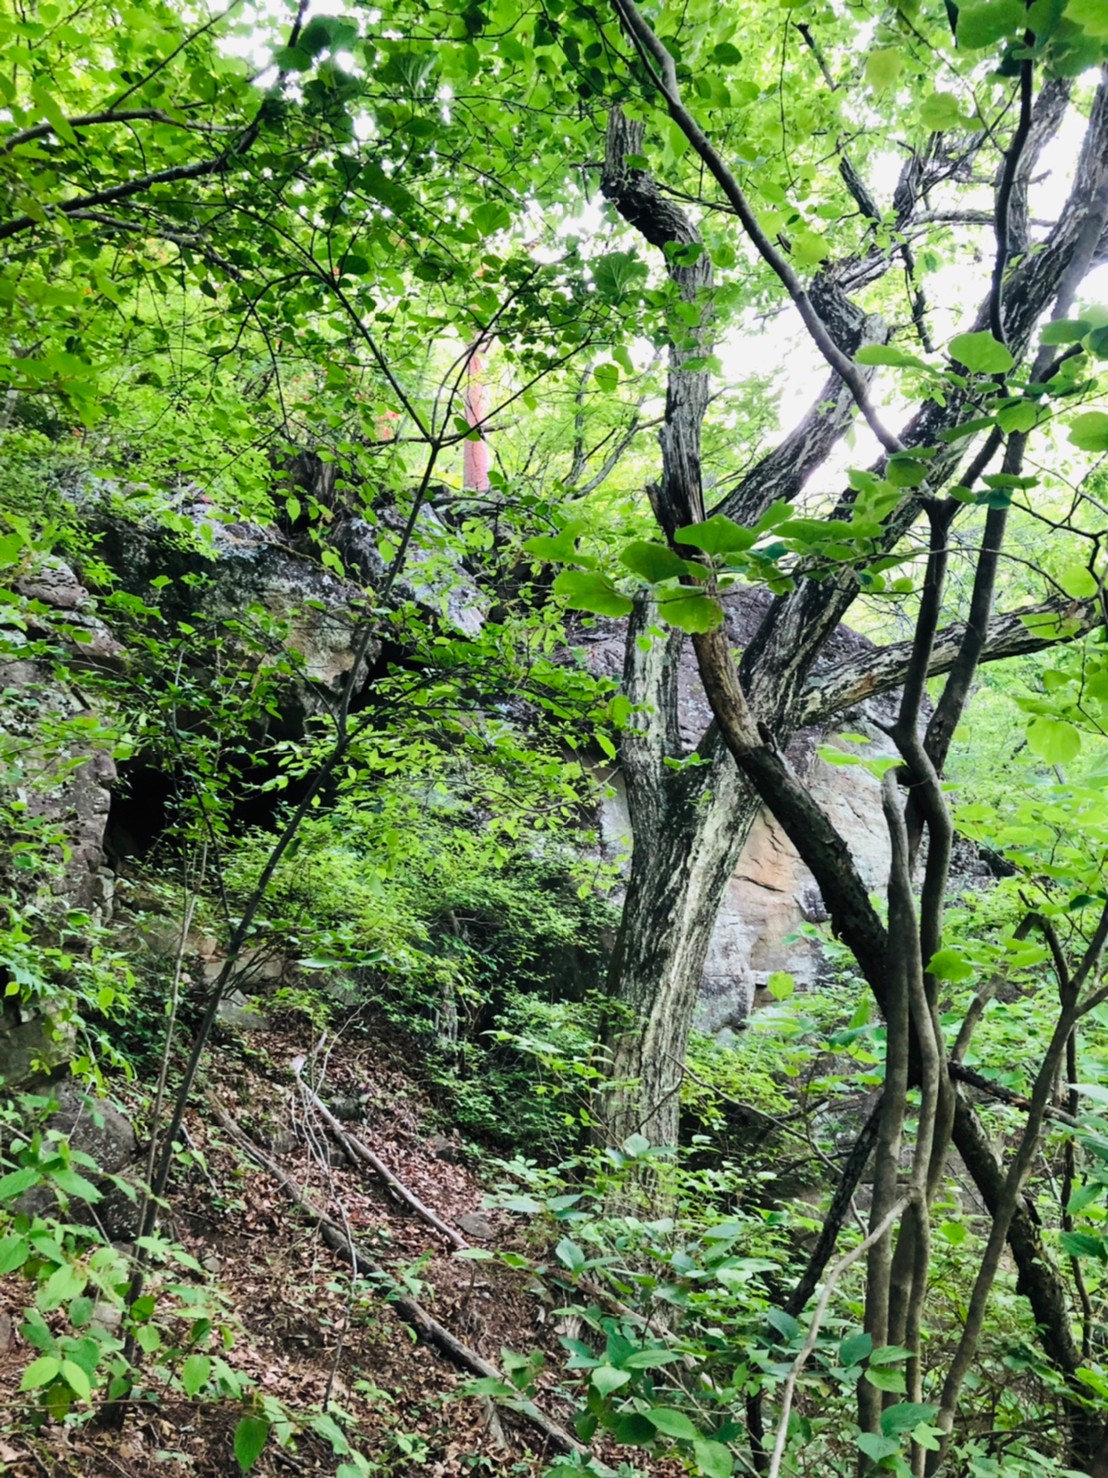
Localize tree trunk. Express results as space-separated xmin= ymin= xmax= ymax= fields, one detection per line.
xmin=600 ymin=757 xmax=754 ymax=1149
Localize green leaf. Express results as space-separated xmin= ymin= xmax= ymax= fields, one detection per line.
xmin=0 ymin=1233 xmax=29 ymax=1274
xmin=49 ymin=1167 xmax=102 ymax=1202
xmin=839 ymin=1331 xmax=873 ymax=1367
xmin=886 ymin=456 xmax=928 ymax=489
xmin=857 ymin=1432 xmax=901 ymax=1462
xmin=620 ymin=540 xmax=691 ymax=583
xmin=956 ymin=0 xmax=1026 ymax=48
xmin=920 ymin=90 xmax=967 ymax=130
xmin=855 ymin=345 xmax=929 ymax=369
xmin=949 ymin=331 xmax=1014 ymax=374
xmin=765 ymin=1308 xmax=801 ymax=1341
xmin=20 ymin=1355 xmax=61 ymax=1392
xmin=881 ymin=1402 xmax=937 ymax=1436
xmin=712 ymin=41 xmax=743 ymax=63
xmin=865 ymin=1366 xmax=907 ymax=1393
xmin=555 ymin=1237 xmax=586 ymax=1273
xmin=1058 ymin=563 xmax=1098 ymax=599
xmin=655 ymin=589 xmax=723 ymax=633
xmin=591 ymin=1364 xmax=631 ymax=1396
xmin=38 ymin=1262 xmax=86 ymax=1311
xmin=1041 ymin=318 xmax=1090 ymax=345
xmin=693 ymin=1440 xmax=734 ymax=1478
xmin=646 ymin=1407 xmax=699 ymax=1440
xmin=1060 ymin=1231 xmax=1107 ymax=1260
xmin=1064 ymin=0 xmax=1108 ymax=36
xmin=182 ymin=1353 xmax=212 ymax=1397
xmin=622 ymin=1347 xmax=684 ymax=1368
xmin=31 ymin=80 xmax=78 ymax=145
xmin=865 ymin=48 xmax=903 ymax=90
xmin=0 ymin=1166 xmax=40 ymax=1200
xmin=1027 ymin=716 xmax=1081 ymax=766
xmin=274 ymin=45 xmax=313 ymax=71
xmin=766 ymin=971 xmax=794 ymax=1000
xmin=523 ymin=527 xmax=582 ymax=562
xmin=1069 ymin=412 xmax=1108 ymax=453
xmin=552 ymin=571 xmax=633 ymax=618
xmin=60 ymin=1359 xmax=91 ymax=1402
xmin=234 ymin=1416 xmax=271 ymax=1472
xmin=926 ymin=948 xmax=973 ymax=982
xmin=675 ymin=515 xmax=756 ymax=555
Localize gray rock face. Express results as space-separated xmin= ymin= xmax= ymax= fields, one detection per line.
xmin=2 ymin=560 xmax=120 ymax=924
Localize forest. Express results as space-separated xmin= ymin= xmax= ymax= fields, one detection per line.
xmin=2 ymin=0 xmax=1108 ymax=1473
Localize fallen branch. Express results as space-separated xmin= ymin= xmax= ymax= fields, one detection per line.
xmin=208 ymin=1095 xmax=586 ymax=1458
xmin=299 ymin=1070 xmax=658 ymax=1336
xmin=296 ymin=1073 xmax=468 ymax=1251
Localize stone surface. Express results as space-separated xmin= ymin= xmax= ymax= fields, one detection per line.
xmin=0 ymin=1010 xmax=75 ymax=1089
xmin=456 ymin=1211 xmax=496 ymax=1241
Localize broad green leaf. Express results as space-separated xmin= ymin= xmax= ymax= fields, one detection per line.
xmin=1058 ymin=563 xmax=1099 ymax=599
xmin=1041 ymin=318 xmax=1090 ymax=345
xmin=591 ymin=1364 xmax=631 ymax=1396
xmin=857 ymin=1432 xmax=900 ymax=1462
xmin=622 ymin=1347 xmax=684 ymax=1368
xmin=620 ymin=540 xmax=690 ymax=583
xmin=0 ymin=1166 xmax=40 ymax=1200
xmin=881 ymin=1402 xmax=937 ymax=1436
xmin=646 ymin=1407 xmax=699 ymax=1439
xmin=1027 ymin=716 xmax=1082 ymax=766
xmin=234 ymin=1416 xmax=271 ymax=1472
xmin=765 ymin=1308 xmax=801 ymax=1340
xmin=956 ymin=0 xmax=1025 ymax=48
xmin=49 ymin=1167 xmax=102 ymax=1202
xmin=555 ymin=1237 xmax=586 ymax=1273
xmin=865 ymin=48 xmax=903 ymax=90
xmin=38 ymin=1262 xmax=86 ymax=1312
xmin=920 ymin=90 xmax=967 ymax=130
xmin=693 ymin=1439 xmax=734 ymax=1477
xmin=60 ymin=1359 xmax=91 ymax=1401
xmin=182 ymin=1353 xmax=212 ymax=1397
xmin=1060 ymin=1231 xmax=1106 ymax=1260
xmin=31 ymin=80 xmax=78 ymax=145
xmin=1069 ymin=412 xmax=1108 ymax=453
xmin=0 ymin=1233 xmax=29 ymax=1274
xmin=926 ymin=948 xmax=973 ymax=982
xmin=655 ymin=589 xmax=723 ymax=633
xmin=712 ymin=41 xmax=743 ymax=64
xmin=949 ymin=331 xmax=1014 ymax=374
xmin=523 ymin=529 xmax=582 ymax=562
xmin=20 ymin=1355 xmax=61 ymax=1391
xmin=839 ymin=1331 xmax=873 ymax=1366
xmin=472 ymin=201 xmax=512 ymax=235
xmin=675 ymin=515 xmax=756 ymax=555
xmin=865 ymin=1366 xmax=907 ymax=1393
xmin=552 ymin=571 xmax=633 ymax=618
xmin=1066 ymin=0 xmax=1108 ymax=36
xmin=855 ymin=345 xmax=929 ymax=369
xmin=766 ymin=971 xmax=794 ymax=1000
